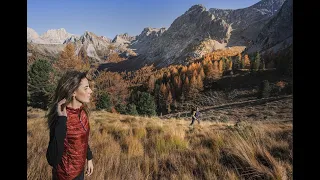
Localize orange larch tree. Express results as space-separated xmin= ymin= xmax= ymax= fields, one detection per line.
xmin=188 ymin=75 xmax=198 ymax=98
xmin=77 ymin=46 xmax=91 ymax=72
xmin=54 ymin=43 xmax=83 ymax=72
xmin=166 ymin=91 xmax=173 ymax=113
xmin=94 ymin=71 xmax=129 ymax=107
xmin=199 ymin=67 xmax=205 ymax=80
xmin=243 ymin=54 xmax=251 ymax=69
xmin=147 ymin=75 xmax=155 ymax=93
xmin=219 ymin=59 xmax=224 ymax=73
xmin=196 ymin=75 xmax=204 ymax=92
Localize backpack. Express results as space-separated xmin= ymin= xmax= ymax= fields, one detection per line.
xmin=195 ymin=111 xmax=200 ymax=118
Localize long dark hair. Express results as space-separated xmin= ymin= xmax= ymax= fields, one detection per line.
xmin=46 ymin=70 xmax=90 ymax=128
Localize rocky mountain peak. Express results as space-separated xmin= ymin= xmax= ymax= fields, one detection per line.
xmin=247 ymin=0 xmax=292 ymax=54
xmin=44 ymin=28 xmax=67 ymax=34
xmin=73 ymin=31 xmax=114 ymax=61
xmin=40 ymin=28 xmax=74 ymax=44
xmin=27 ymin=27 xmax=48 ymax=44
xmin=79 ymin=31 xmax=109 ymax=44
xmin=63 ymin=35 xmax=80 ymax=44
xmin=129 ymin=3 xmax=232 ymax=68
xmin=187 ymin=4 xmax=206 ymax=13
xmin=27 ymin=27 xmax=39 ymax=40
xmin=112 ymin=33 xmax=136 ymax=44
xmin=250 ymin=0 xmax=286 ymax=15
xmin=83 ymin=31 xmax=96 ymax=38
xmin=133 ymin=27 xmax=167 ymax=44
xmin=101 ymin=36 xmax=112 ymax=43
xmin=209 ymin=0 xmax=286 ymax=30
xmin=141 ymin=27 xmax=166 ymax=36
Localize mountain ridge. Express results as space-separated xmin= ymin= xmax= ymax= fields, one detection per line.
xmin=27 ymin=0 xmax=292 ymax=71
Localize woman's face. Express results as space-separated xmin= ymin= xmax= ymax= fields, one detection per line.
xmin=74 ymin=78 xmax=93 ymax=103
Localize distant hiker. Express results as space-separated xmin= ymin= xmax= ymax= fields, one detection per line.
xmin=190 ymin=107 xmax=200 ymax=126
xmin=46 ymin=71 xmax=94 ymax=180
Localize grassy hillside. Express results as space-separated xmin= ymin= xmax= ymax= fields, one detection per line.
xmin=27 ymin=106 xmax=292 ymax=180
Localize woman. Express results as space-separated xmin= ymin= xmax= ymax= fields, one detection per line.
xmin=46 ymin=70 xmax=94 ymax=180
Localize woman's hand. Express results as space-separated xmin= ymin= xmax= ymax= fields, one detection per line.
xmin=57 ymin=98 xmax=67 ymax=117
xmin=86 ymin=159 xmax=94 ymax=176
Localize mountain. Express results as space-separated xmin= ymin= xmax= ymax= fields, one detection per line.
xmin=129 ymin=4 xmax=232 ymax=68
xmin=27 ymin=27 xmax=39 ymax=41
xmin=27 ymin=29 xmax=133 ymax=63
xmin=246 ymin=0 xmax=292 ymax=54
xmin=27 ymin=27 xmax=47 ymax=44
xmin=27 ymin=27 xmax=76 ymax=44
xmin=122 ymin=0 xmax=290 ymax=70
xmin=209 ymin=0 xmax=286 ymax=30
xmin=73 ymin=31 xmax=112 ymax=62
xmin=112 ymin=33 xmax=136 ymax=45
xmin=40 ymin=28 xmax=74 ymax=44
xmin=27 ymin=0 xmax=292 ymax=71
xmin=208 ymin=0 xmax=286 ymax=46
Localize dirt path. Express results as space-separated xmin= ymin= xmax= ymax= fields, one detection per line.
xmin=161 ymin=95 xmax=293 ymax=122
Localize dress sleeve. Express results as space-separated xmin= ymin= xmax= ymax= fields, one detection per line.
xmin=46 ymin=116 xmax=67 ymax=168
xmin=87 ymin=144 xmax=93 ymax=160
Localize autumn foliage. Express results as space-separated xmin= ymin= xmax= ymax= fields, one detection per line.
xmin=54 ymin=43 xmax=90 ymax=73
xmin=202 ymin=46 xmax=246 ymax=61
xmin=28 ymin=42 xmax=270 ymax=116
xmin=105 ymin=52 xmax=125 ymax=63
xmin=94 ymin=71 xmax=130 ymax=106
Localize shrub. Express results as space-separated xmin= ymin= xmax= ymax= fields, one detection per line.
xmin=96 ymin=92 xmax=112 ymax=111
xmin=127 ymin=103 xmax=138 ymax=115
xmin=136 ymin=92 xmax=157 ymax=116
xmin=115 ymin=103 xmax=127 ymax=114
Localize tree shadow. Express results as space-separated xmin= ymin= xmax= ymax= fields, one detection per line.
xmin=207 ymin=70 xmax=291 ymax=92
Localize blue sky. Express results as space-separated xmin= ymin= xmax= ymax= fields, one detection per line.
xmin=27 ymin=0 xmax=260 ymax=39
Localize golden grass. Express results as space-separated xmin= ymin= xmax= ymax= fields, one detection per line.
xmin=27 ymin=109 xmax=292 ymax=180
